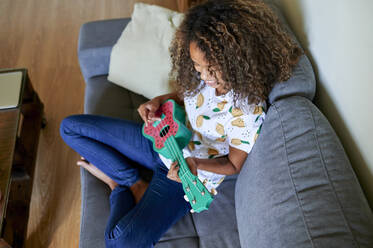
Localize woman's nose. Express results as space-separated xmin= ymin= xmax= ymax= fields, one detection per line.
xmin=200 ymin=68 xmax=210 ymax=80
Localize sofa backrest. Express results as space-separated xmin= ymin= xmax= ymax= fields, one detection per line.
xmin=268 ymin=54 xmax=316 ymax=104
xmin=235 ymin=1 xmax=373 ymax=247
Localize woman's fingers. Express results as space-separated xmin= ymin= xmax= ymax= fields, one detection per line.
xmin=137 ymin=105 xmax=149 ymax=126
xmin=138 ymin=100 xmax=162 ymax=127
xmin=167 ymin=161 xmax=181 ymax=183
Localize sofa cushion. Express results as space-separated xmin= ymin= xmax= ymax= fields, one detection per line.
xmin=235 ymin=96 xmax=373 ymax=247
xmin=192 ymin=174 xmax=241 ymax=248
xmin=84 ymin=75 xmax=146 ymax=123
xmin=79 ymin=168 xmax=111 ymax=248
xmin=108 ymin=3 xmax=184 ymax=99
xmin=78 ymin=18 xmax=131 ymax=82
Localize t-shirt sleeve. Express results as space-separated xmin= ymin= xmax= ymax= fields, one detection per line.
xmin=226 ymin=104 xmax=266 ymax=154
xmin=182 ymin=146 xmax=192 ymax=159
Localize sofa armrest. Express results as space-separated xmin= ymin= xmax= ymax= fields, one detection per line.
xmin=78 ymin=18 xmax=131 ymax=82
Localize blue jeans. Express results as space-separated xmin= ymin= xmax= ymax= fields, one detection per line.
xmin=59 ymin=114 xmax=191 ymax=248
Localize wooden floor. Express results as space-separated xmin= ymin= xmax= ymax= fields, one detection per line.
xmin=0 ymin=1 xmax=180 ymax=247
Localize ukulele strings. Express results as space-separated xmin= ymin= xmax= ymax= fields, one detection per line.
xmin=153 ymin=106 xmax=204 ymax=195
xmin=166 ymin=137 xmax=204 ymax=196
xmin=155 ymin=114 xmax=193 ymax=177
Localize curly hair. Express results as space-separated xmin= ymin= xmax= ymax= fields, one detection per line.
xmin=169 ymin=0 xmax=303 ymax=105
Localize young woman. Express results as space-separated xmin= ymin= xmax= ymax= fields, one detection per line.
xmin=60 ymin=0 xmax=302 ymax=247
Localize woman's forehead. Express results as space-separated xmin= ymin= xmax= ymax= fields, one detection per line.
xmin=189 ymin=41 xmax=209 ymax=66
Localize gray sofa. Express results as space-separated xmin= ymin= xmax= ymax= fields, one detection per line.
xmin=76 ymin=1 xmax=373 ymax=247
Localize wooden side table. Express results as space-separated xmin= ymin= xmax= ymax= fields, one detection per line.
xmin=0 ymin=68 xmax=45 ymax=247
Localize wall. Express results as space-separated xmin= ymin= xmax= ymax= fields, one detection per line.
xmin=273 ymin=0 xmax=373 ymax=207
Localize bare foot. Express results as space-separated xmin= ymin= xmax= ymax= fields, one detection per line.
xmin=130 ymin=179 xmax=149 ymax=204
xmin=77 ymin=157 xmax=118 ymax=191
xmin=77 ymin=157 xmax=149 ymax=204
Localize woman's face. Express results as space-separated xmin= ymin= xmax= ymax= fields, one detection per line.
xmin=189 ymin=41 xmax=228 ymax=95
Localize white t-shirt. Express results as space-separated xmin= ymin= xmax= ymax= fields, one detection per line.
xmin=159 ymin=80 xmax=266 ymax=192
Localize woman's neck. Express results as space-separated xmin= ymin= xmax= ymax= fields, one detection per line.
xmin=215 ymin=87 xmax=229 ymax=96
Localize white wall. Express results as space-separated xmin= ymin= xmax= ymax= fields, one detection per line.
xmin=276 ymin=0 xmax=373 ymax=207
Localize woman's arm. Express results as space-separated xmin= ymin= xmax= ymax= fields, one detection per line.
xmin=167 ymin=147 xmax=247 ymax=183
xmin=187 ymin=146 xmax=248 ymax=176
xmin=195 ymin=146 xmax=248 ymax=175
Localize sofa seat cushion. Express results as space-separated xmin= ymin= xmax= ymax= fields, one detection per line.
xmin=192 ymin=174 xmax=241 ymax=248
xmin=235 ymin=96 xmax=373 ymax=247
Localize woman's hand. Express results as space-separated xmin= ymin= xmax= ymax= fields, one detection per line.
xmin=167 ymin=157 xmax=198 ymax=183
xmin=137 ymin=97 xmax=162 ymax=126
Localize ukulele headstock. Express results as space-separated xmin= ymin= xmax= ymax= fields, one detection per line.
xmin=180 ymin=173 xmax=215 ymax=213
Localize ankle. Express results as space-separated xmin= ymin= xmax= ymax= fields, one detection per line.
xmin=109 ymin=181 xmax=119 ymax=191
xmin=130 ymin=179 xmax=142 ymax=190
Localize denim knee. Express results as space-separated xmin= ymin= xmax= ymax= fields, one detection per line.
xmin=59 ymin=114 xmax=82 ymax=139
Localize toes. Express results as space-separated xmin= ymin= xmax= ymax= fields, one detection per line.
xmin=80 ymin=156 xmax=89 ymax=162
xmin=77 ymin=160 xmax=90 ymax=168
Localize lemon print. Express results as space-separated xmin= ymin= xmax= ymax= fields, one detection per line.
xmin=231 ymin=118 xmax=245 ymax=127
xmin=188 ymin=140 xmax=201 ymax=151
xmin=229 ymin=106 xmax=243 ymax=117
xmin=188 ymin=141 xmax=195 ymax=151
xmin=231 ymin=138 xmax=250 ymax=146
xmin=215 ymin=136 xmax=226 ymax=142
xmin=196 ymin=93 xmax=204 ymax=109
xmin=186 ymin=120 xmax=192 ymax=129
xmin=196 ymin=115 xmax=210 ymax=127
xmin=213 ymin=100 xmax=228 ymax=112
xmin=217 ymin=177 xmax=225 ymax=185
xmin=208 ymin=148 xmax=219 ymax=155
xmin=208 ymin=148 xmax=219 ymax=158
xmin=196 ymin=131 xmax=203 ymax=141
xmin=254 ymin=123 xmax=263 ymax=142
xmin=216 ymin=123 xmax=225 ymax=136
xmin=253 ymin=105 xmax=264 ymax=115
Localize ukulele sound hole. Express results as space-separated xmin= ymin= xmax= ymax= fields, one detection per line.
xmin=160 ymin=125 xmax=170 ymax=137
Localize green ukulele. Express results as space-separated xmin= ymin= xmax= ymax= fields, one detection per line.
xmin=142 ymin=99 xmax=214 ymax=213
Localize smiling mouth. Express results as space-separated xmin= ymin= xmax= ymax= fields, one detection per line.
xmin=205 ymin=80 xmax=218 ymax=86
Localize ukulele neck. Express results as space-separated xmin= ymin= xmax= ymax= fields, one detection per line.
xmin=164 ymin=136 xmax=190 ymax=179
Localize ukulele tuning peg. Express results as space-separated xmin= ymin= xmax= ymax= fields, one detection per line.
xmin=184 ymin=195 xmax=189 ymax=202
xmin=210 ymin=188 xmax=218 ymax=196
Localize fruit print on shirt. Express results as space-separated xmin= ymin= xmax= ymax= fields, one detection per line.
xmin=159 ymin=80 xmax=266 ymax=191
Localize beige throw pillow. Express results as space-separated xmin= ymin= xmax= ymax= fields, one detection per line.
xmin=108 ymin=3 xmax=184 ymax=99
